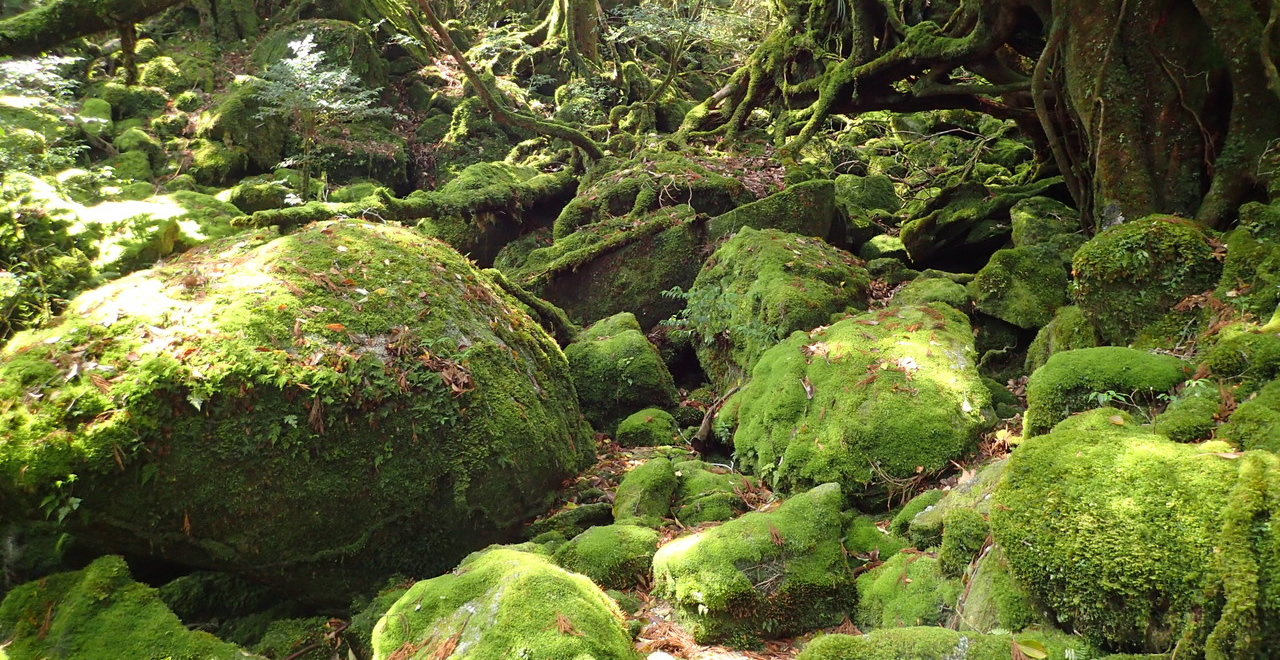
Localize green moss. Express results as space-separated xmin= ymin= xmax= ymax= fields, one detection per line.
xmin=672 ymin=460 xmax=755 ymax=526
xmin=76 ymin=98 xmax=114 ymax=139
xmin=894 ymin=276 xmax=970 ymax=309
xmin=565 ymin=312 xmax=679 ymax=434
xmin=1023 ymin=347 xmax=1188 ymax=436
xmin=615 ymin=407 xmax=679 ymax=447
xmin=370 ymin=547 xmax=638 ymax=660
xmin=992 ymin=408 xmax=1280 ymax=653
xmin=104 ymin=150 xmax=153 ymax=181
xmin=553 ymin=524 xmax=659 ymax=589
xmin=226 ymin=181 xmax=288 ymax=213
xmin=843 ymin=516 xmax=907 ymax=561
xmin=613 ymin=457 xmax=676 ymax=528
xmin=1218 ymin=379 xmax=1280 ymax=452
xmin=251 ymin=19 xmax=387 ymax=89
xmin=113 ymin=127 xmax=165 ymax=170
xmin=835 ymin=173 xmax=901 ymax=216
xmin=315 ymin=121 xmax=406 ymax=190
xmin=970 ymin=245 xmax=1069 ymax=329
xmin=1071 ymin=215 xmax=1221 ymax=345
xmin=87 ymin=190 xmax=245 ymax=276
xmin=685 ymin=228 xmax=870 ymax=389
xmin=0 ymin=221 xmax=593 ymax=604
xmin=525 ymin=502 xmax=615 ymax=540
xmin=187 ymin=138 xmax=248 ymax=186
xmin=1024 ymin=306 xmax=1100 ymax=373
xmin=195 ymin=76 xmax=288 ymax=172
xmin=866 ymin=257 xmax=919 ymax=284
xmin=1153 ymin=379 xmax=1221 ymax=443
xmin=906 ymin=460 xmax=1007 ymax=550
xmin=859 ymin=233 xmax=907 ymax=261
xmin=173 ymin=91 xmax=203 ymax=113
xmin=796 ymin=628 xmax=1095 ymax=660
xmin=1218 ymin=202 xmax=1280 ymax=318
xmin=138 ymin=56 xmax=189 ymax=95
xmin=938 ymin=508 xmax=987 ymax=577
xmin=347 ymin=581 xmax=410 ymax=659
xmin=1010 ymin=196 xmax=1079 ymax=248
xmin=899 ymin=178 xmax=1060 ymax=264
xmin=253 ymin=617 xmax=330 ymax=660
xmin=855 ymin=551 xmax=961 ymax=629
xmin=954 ymin=545 xmax=1042 ymax=633
xmin=707 ymin=180 xmax=835 ymax=241
xmin=652 ymin=483 xmax=856 ymax=643
xmin=728 ymin=304 xmax=991 ymax=503
xmin=889 ymin=489 xmax=945 ymax=540
xmin=329 ymin=181 xmax=382 ymax=203
xmin=1205 ymin=326 xmax=1280 ymax=384
xmin=0 ymin=556 xmax=254 ymax=659
xmin=99 ymin=82 xmax=169 ymax=120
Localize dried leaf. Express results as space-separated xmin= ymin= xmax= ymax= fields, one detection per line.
xmin=769 ymin=525 xmax=785 ymax=547
xmin=801 ymin=376 xmax=814 ymax=399
xmin=325 ymin=323 xmax=347 ymax=332
xmin=554 ymin=612 xmax=581 ymax=636
xmin=182 ymin=511 xmax=192 ymax=536
xmin=1109 ymin=415 xmax=1126 ymax=425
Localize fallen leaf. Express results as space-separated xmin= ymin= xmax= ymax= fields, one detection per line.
xmin=325 ymin=323 xmax=346 ymax=332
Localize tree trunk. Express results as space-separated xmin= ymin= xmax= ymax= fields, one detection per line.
xmin=0 ymin=0 xmax=184 ymax=56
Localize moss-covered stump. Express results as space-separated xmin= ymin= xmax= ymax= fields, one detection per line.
xmin=370 ymin=547 xmax=639 ymax=660
xmin=552 ymin=152 xmax=752 ymax=239
xmin=685 ymin=228 xmax=870 ymax=389
xmin=651 ymin=483 xmax=856 ymax=644
xmin=0 ymin=221 xmax=593 ymax=604
xmin=726 ymin=304 xmax=990 ymax=502
xmin=252 ymin=19 xmax=387 ymax=89
xmin=613 ymin=456 xmax=677 ymax=528
xmin=1071 ymin=215 xmax=1222 ymax=345
xmin=1218 ymin=201 xmax=1280 ymax=318
xmin=0 ymin=555 xmax=258 ymax=659
xmin=1218 ymin=378 xmax=1280 ymax=452
xmin=1023 ymin=305 xmax=1100 ymax=373
xmin=195 ymin=76 xmax=288 ymax=172
xmin=615 ymin=407 xmax=679 ymax=447
xmin=855 ymin=551 xmax=961 ymax=629
xmin=707 ymin=180 xmax=835 ymax=241
xmin=512 ymin=205 xmax=707 ymax=328
xmin=993 ymin=408 xmax=1280 ymax=655
xmin=796 ymin=628 xmax=1096 ymax=660
xmin=969 ymin=245 xmax=1069 ymax=329
xmin=1022 ymin=346 xmax=1188 ymax=436
xmin=893 ymin=276 xmax=970 ymax=309
xmin=564 ymin=312 xmax=679 ymax=434
xmin=552 ymin=524 xmax=659 ymax=589
xmin=672 ymin=459 xmax=756 ymax=526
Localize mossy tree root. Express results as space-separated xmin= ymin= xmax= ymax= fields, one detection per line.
xmin=483 ymin=268 xmax=580 ymax=347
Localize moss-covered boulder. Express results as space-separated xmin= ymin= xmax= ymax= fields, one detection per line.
xmin=76 ymin=97 xmax=114 ymax=139
xmin=113 ymin=126 xmax=166 ymax=171
xmin=1218 ymin=201 xmax=1280 ymax=318
xmin=1153 ymin=378 xmax=1221 ymax=443
xmin=82 ymin=190 xmax=245 ymax=277
xmin=953 ymin=545 xmax=1042 ymax=633
xmin=1023 ymin=305 xmax=1099 ymax=373
xmin=889 ymin=489 xmax=945 ymax=541
xmin=553 ymin=524 xmax=659 ymax=589
xmin=1218 ymin=378 xmax=1280 ymax=452
xmin=684 ymin=228 xmax=870 ymax=389
xmin=187 ymin=138 xmax=250 ymax=186
xmin=195 ymin=76 xmax=288 ymax=172
xmin=855 ymin=551 xmax=961 ymax=629
xmin=937 ymin=508 xmax=987 ymax=577
xmin=672 ymin=459 xmax=756 ymax=526
xmin=565 ymin=312 xmax=679 ymax=434
xmin=1071 ymin=215 xmax=1222 ymax=345
xmin=835 ymin=173 xmax=900 ymax=247
xmin=99 ymin=82 xmax=169 ymax=120
xmin=1010 ymin=196 xmax=1080 ymax=249
xmin=902 ymin=460 xmax=1006 ymax=550
xmin=726 ymin=304 xmax=990 ymax=502
xmin=252 ymin=19 xmax=387 ymax=89
xmin=613 ymin=456 xmax=677 ymax=528
xmin=859 ymin=233 xmax=908 ymax=261
xmin=0 ymin=555 xmax=257 ymax=659
xmin=1022 ymin=346 xmax=1187 ymax=436
xmin=370 ymin=547 xmax=638 ymax=660
xmin=0 ymin=221 xmax=593 ymax=603
xmin=1204 ymin=324 xmax=1280 ymax=384
xmin=993 ymin=408 xmax=1280 ymax=654
xmin=969 ymin=245 xmax=1069 ymax=329
xmin=796 ymin=628 xmax=1096 ymax=660
xmin=615 ymin=407 xmax=679 ymax=447
xmin=652 ymin=483 xmax=856 ymax=643
xmin=707 ymin=179 xmax=835 ymax=241
xmin=899 ymin=178 xmax=1059 ymax=266
xmin=893 ymin=275 xmax=970 ymax=309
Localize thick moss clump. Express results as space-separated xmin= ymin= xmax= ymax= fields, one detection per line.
xmin=652 ymin=483 xmax=856 ymax=643
xmin=613 ymin=457 xmax=677 ymax=528
xmin=1022 ymin=347 xmax=1187 ymax=436
xmin=953 ymin=545 xmax=1042 ymax=633
xmin=707 ymin=179 xmax=835 ymax=241
xmin=0 ymin=555 xmax=255 ymax=659
xmin=993 ymin=409 xmax=1280 ymax=654
xmin=1071 ymin=216 xmax=1221 ymax=345
xmin=938 ymin=508 xmax=988 ymax=577
xmin=894 ymin=276 xmax=970 ymax=309
xmin=1218 ymin=202 xmax=1280 ymax=318
xmin=672 ymin=459 xmax=755 ymax=526
xmin=685 ymin=228 xmax=870 ymax=388
xmin=1218 ymin=379 xmax=1280 ymax=452
xmin=970 ymin=245 xmax=1069 ymax=329
xmin=615 ymin=407 xmax=679 ymax=447
xmin=1153 ymin=379 xmax=1221 ymax=443
xmin=904 ymin=460 xmax=1007 ymax=550
xmin=370 ymin=547 xmax=638 ymax=660
xmin=727 ymin=304 xmax=991 ymax=502
xmin=889 ymin=489 xmax=945 ymax=540
xmin=525 ymin=502 xmax=615 ymax=540
xmin=252 ymin=19 xmax=387 ymax=89
xmin=1023 ymin=305 xmax=1100 ymax=373
xmin=553 ymin=524 xmax=660 ymax=589
xmin=1010 ymin=196 xmax=1082 ymax=254
xmin=1205 ymin=325 xmax=1280 ymax=384
xmin=565 ymin=312 xmax=679 ymax=434
xmin=195 ymin=76 xmax=288 ymax=172
xmin=796 ymin=628 xmax=1095 ymax=660
xmin=0 ymin=221 xmax=593 ymax=604
xmin=855 ymin=551 xmax=961 ymax=629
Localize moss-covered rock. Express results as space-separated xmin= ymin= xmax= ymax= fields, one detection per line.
xmin=796 ymin=628 xmax=1095 ymax=660
xmin=226 ymin=180 xmax=289 ymax=213
xmin=138 ymin=56 xmax=188 ymax=95
xmin=1153 ymin=378 xmax=1221 ymax=443
xmin=727 ymin=304 xmax=990 ymax=502
xmin=314 ymin=121 xmax=407 ymax=190
xmin=1218 ymin=378 xmax=1280 ymax=452
xmin=858 ymin=233 xmax=908 ymax=261
xmin=0 ymin=555 xmax=256 ymax=659
xmin=370 ymin=547 xmax=638 ymax=660
xmin=113 ymin=126 xmax=165 ymax=170
xmin=1010 ymin=196 xmax=1079 ymax=248
xmin=1218 ymin=201 xmax=1280 ymax=318
xmin=86 ymin=190 xmax=245 ymax=277
xmin=104 ymin=149 xmax=153 ymax=181
xmin=1072 ymin=216 xmax=1222 ymax=345
xmin=834 ymin=173 xmax=899 ymax=247
xmin=195 ymin=76 xmax=288 ymax=172
xmin=187 ymin=138 xmax=249 ymax=186
xmin=889 ymin=489 xmax=945 ymax=541
xmin=993 ymin=408 xmax=1280 ymax=654
xmin=565 ymin=312 xmax=679 ymax=434
xmin=553 ymin=524 xmax=659 ymax=589
xmin=953 ymin=545 xmax=1042 ymax=633
xmin=525 ymin=502 xmax=615 ymax=540
xmin=252 ymin=19 xmax=387 ymax=89
xmin=938 ymin=508 xmax=987 ymax=577
xmin=0 ymin=221 xmax=593 ymax=604
xmin=99 ymin=82 xmax=169 ymax=120
xmin=899 ymin=178 xmax=1060 ymax=266
xmin=1022 ymin=346 xmax=1188 ymax=436
xmin=76 ymin=97 xmax=114 ymax=139
xmin=904 ymin=460 xmax=1007 ymax=550
xmin=970 ymin=245 xmax=1069 ymax=329
xmin=1204 ymin=325 xmax=1280 ymax=384
xmin=893 ymin=276 xmax=970 ymax=309
xmin=672 ymin=459 xmax=755 ymax=526
xmin=855 ymin=551 xmax=961 ymax=629
xmin=1023 ymin=305 xmax=1100 ymax=373
xmin=707 ymin=179 xmax=835 ymax=241
xmin=652 ymin=483 xmax=856 ymax=643
xmin=615 ymin=407 xmax=679 ymax=447
xmin=613 ymin=456 xmax=677 ymax=528
xmin=684 ymin=228 xmax=870 ymax=389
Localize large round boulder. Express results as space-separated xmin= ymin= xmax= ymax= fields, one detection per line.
xmin=0 ymin=221 xmax=593 ymax=603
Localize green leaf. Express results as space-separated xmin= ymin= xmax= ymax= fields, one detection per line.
xmin=1017 ymin=639 xmax=1049 ymax=659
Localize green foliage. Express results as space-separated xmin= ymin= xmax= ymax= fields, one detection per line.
xmin=253 ymin=33 xmax=389 ymax=201
xmin=855 ymin=551 xmax=961 ymax=629
xmin=1022 ymin=347 xmax=1188 ymax=436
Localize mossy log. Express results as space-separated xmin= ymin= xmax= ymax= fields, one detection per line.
xmin=0 ymin=0 xmax=184 ymax=56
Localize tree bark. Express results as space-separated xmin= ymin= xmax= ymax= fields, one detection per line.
xmin=0 ymin=0 xmax=184 ymax=56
